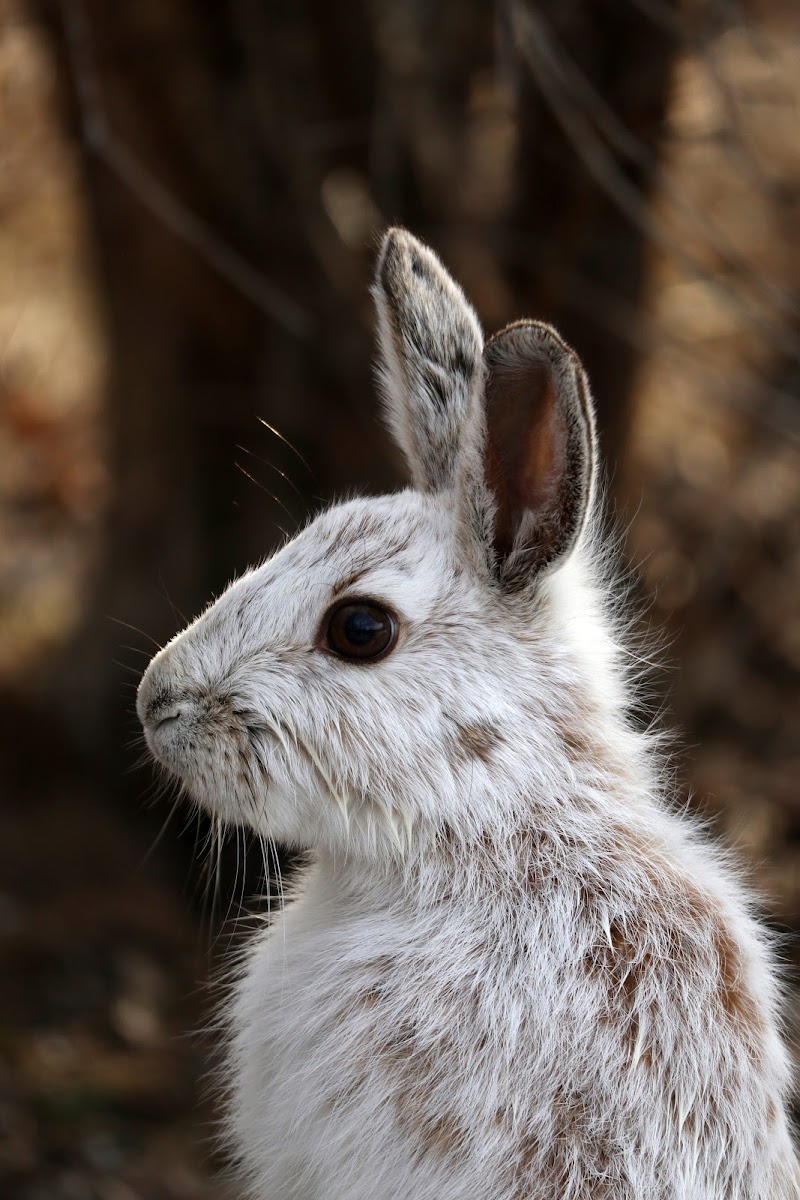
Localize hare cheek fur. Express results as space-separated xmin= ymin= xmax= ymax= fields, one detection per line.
xmin=138 ymin=230 xmax=799 ymax=1199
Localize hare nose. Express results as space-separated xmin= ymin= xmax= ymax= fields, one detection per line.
xmin=144 ymin=692 xmax=184 ymax=728
xmin=137 ymin=661 xmax=194 ymax=732
xmin=138 ymin=675 xmax=202 ymax=769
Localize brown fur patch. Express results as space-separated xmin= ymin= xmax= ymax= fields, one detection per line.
xmin=409 ymin=1111 xmax=466 ymax=1157
xmin=455 ymin=722 xmax=502 ymax=763
xmin=330 ymin=569 xmax=368 ymax=598
xmin=610 ymin=835 xmax=766 ymax=1050
xmin=579 ymin=829 xmax=709 ymax=1076
xmin=583 ymin=913 xmax=657 ymax=1073
xmin=513 ymin=1090 xmax=617 ymax=1200
xmin=357 ymin=954 xmax=396 ymax=987
xmin=712 ymin=922 xmax=765 ymax=1037
xmin=494 ymin=1104 xmax=512 ymax=1130
xmin=553 ymin=707 xmax=635 ymax=795
xmin=325 ymin=1067 xmax=370 ymax=1109
xmin=556 ymin=716 xmax=595 ymax=763
xmin=590 ymin=825 xmax=768 ymax=1077
xmin=370 ymin=998 xmax=475 ymax=1162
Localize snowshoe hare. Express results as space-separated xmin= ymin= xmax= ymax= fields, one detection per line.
xmin=138 ymin=229 xmax=798 ymax=1199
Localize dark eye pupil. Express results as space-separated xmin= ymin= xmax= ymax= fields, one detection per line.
xmin=325 ymin=601 xmax=397 ymax=661
xmin=344 ymin=610 xmax=383 ymax=645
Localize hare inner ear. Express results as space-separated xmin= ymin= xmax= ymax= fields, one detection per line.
xmin=482 ymin=322 xmax=596 ymax=585
xmin=372 ymin=228 xmax=484 ymax=492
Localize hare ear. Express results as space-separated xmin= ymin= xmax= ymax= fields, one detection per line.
xmin=372 ymin=228 xmax=484 ymax=492
xmin=481 ymin=321 xmax=597 ymax=587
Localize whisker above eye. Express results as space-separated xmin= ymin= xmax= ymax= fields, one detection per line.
xmin=107 ymin=615 xmax=163 ymax=650
xmin=235 ymin=443 xmax=305 ymax=501
xmin=235 ymin=461 xmax=297 ymax=526
xmin=256 ymin=416 xmax=317 ymax=482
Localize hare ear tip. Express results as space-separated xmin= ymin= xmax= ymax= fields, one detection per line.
xmin=380 ymin=225 xmax=412 ymax=246
xmin=375 ymin=226 xmax=401 ymax=284
xmin=485 ymin=320 xmax=564 ymax=356
xmin=377 ymin=226 xmax=409 ymax=261
xmin=375 ymin=227 xmax=426 ymax=293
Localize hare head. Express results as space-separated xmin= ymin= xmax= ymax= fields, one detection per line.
xmin=137 ymin=229 xmax=612 ymax=861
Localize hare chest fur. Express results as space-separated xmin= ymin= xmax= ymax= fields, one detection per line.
xmin=228 ymin=837 xmax=795 ymax=1200
xmin=138 ymin=230 xmax=799 ymax=1199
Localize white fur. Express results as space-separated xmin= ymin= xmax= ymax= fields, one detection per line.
xmin=138 ymin=230 xmax=799 ymax=1199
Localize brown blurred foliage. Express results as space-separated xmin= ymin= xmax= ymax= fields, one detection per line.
xmin=0 ymin=0 xmax=797 ymax=1195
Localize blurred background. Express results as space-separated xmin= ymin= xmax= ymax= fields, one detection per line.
xmin=0 ymin=0 xmax=798 ymax=1196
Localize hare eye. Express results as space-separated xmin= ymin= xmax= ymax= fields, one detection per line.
xmin=325 ymin=601 xmax=397 ymax=662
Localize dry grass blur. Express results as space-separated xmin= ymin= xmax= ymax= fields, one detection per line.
xmin=0 ymin=0 xmax=105 ymax=684
xmin=0 ymin=1 xmax=797 ymax=1196
xmin=628 ymin=2 xmax=800 ymax=966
